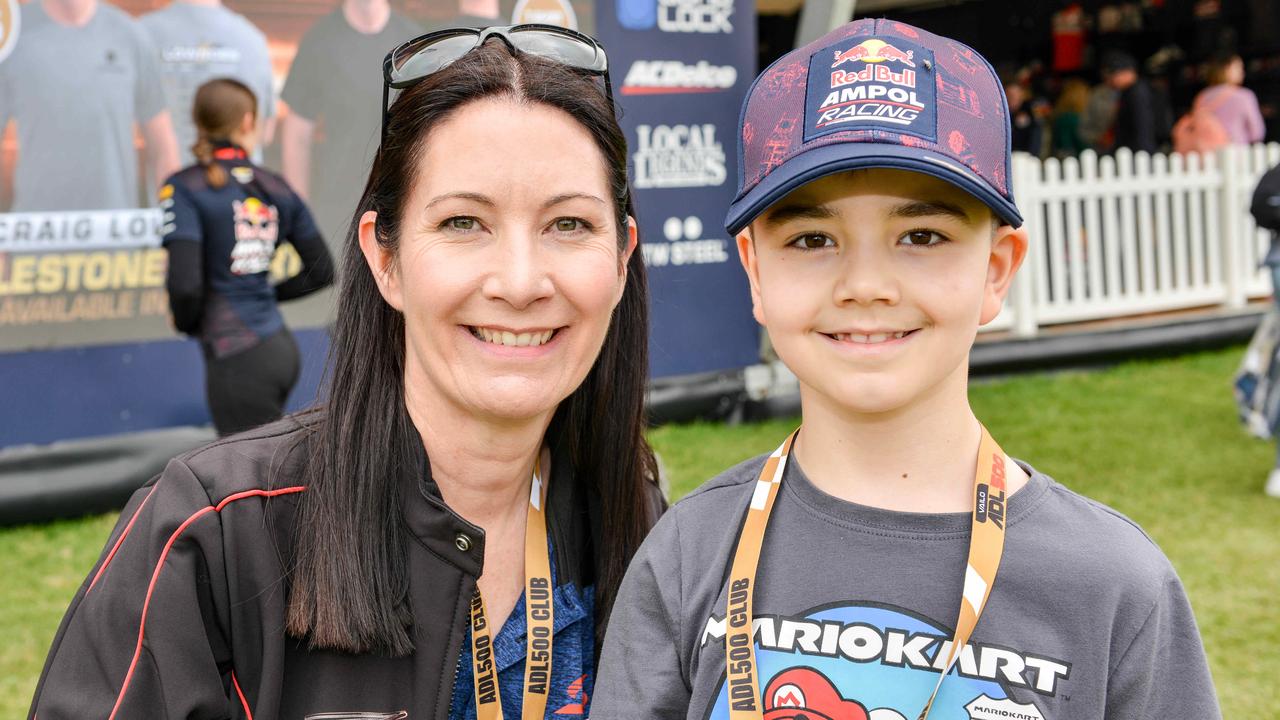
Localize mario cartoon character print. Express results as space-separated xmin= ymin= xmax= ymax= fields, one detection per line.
xmin=702 ymin=603 xmax=1062 ymax=720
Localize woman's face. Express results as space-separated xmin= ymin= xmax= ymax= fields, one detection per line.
xmin=360 ymin=97 xmax=635 ymax=425
xmin=1227 ymin=57 xmax=1245 ymax=85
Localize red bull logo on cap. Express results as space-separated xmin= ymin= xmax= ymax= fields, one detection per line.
xmin=831 ymin=39 xmax=915 ymax=69
xmin=804 ymin=35 xmax=937 ymax=143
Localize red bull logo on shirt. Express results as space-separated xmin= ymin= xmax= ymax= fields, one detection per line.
xmin=230 ymin=197 xmax=279 ymax=275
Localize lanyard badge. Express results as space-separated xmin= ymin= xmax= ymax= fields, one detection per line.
xmin=469 ymin=455 xmax=555 ymax=720
xmin=725 ymin=427 xmax=1011 ymax=720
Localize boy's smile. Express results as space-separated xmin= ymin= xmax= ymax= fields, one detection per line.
xmin=737 ymin=168 xmax=1026 ymax=417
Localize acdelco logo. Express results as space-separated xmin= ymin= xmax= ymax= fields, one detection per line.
xmin=831 ymin=39 xmax=916 ymax=69
xmin=622 ymin=60 xmax=737 ymax=95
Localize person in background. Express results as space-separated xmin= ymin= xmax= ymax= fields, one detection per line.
xmin=161 ymin=79 xmax=333 ymax=436
xmin=1080 ymin=80 xmax=1119 ymax=152
xmin=280 ymin=0 xmax=420 ymax=254
xmin=1193 ymin=52 xmax=1266 ymax=146
xmin=0 ymin=0 xmax=179 ymax=211
xmin=141 ymin=0 xmax=277 ymax=166
xmin=1249 ymin=161 xmax=1280 ymax=497
xmin=1103 ymin=50 xmax=1160 ymax=153
xmin=1052 ymin=77 xmax=1090 ymax=157
xmin=1005 ymin=78 xmax=1044 ymax=156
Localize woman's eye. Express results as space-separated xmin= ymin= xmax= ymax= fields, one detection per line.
xmin=790 ymin=234 xmax=834 ymax=250
xmin=444 ymin=216 xmax=478 ymax=232
xmin=900 ymin=230 xmax=946 ymax=247
xmin=553 ymin=217 xmax=591 ymax=233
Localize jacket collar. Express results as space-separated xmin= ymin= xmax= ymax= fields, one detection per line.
xmin=398 ymin=425 xmax=591 ymax=588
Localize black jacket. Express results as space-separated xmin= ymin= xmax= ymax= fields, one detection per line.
xmin=30 ymin=413 xmax=663 ymax=719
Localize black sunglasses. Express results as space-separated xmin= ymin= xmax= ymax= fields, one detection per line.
xmin=380 ymin=24 xmax=613 ymax=143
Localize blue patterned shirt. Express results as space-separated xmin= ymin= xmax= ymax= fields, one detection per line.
xmin=449 ymin=547 xmax=595 ymax=720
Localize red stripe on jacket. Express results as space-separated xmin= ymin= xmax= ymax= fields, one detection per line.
xmin=107 ymin=486 xmax=306 ymax=720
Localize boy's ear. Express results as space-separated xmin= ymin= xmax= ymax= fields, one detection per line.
xmin=358 ymin=210 xmax=404 ymax=311
xmin=735 ymin=227 xmax=767 ymax=326
xmin=980 ymin=224 xmax=1029 ymax=325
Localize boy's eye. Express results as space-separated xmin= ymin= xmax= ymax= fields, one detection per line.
xmin=899 ymin=230 xmax=946 ymax=247
xmin=789 ymin=234 xmax=835 ymax=250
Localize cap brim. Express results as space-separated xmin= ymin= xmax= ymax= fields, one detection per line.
xmin=725 ymin=142 xmax=1023 ymax=235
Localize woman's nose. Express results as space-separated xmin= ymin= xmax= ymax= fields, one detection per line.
xmin=482 ymin=234 xmax=555 ymax=309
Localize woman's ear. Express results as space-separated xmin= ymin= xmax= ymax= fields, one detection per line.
xmin=358 ymin=210 xmax=404 ymax=311
xmin=980 ymin=224 xmax=1029 ymax=325
xmin=623 ymin=216 xmax=639 ymax=267
xmin=614 ymin=215 xmax=639 ymax=305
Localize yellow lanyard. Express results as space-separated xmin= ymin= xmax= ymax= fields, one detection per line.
xmin=469 ymin=456 xmax=555 ymax=720
xmin=725 ymin=426 xmax=1011 ymax=720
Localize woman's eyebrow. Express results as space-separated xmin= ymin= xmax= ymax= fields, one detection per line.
xmin=543 ymin=193 xmax=607 ymax=209
xmin=888 ymin=200 xmax=973 ymax=224
xmin=760 ymin=202 xmax=837 ymax=228
xmin=424 ymin=191 xmax=495 ymax=210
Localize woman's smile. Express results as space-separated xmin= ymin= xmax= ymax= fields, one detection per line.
xmin=465 ymin=325 xmax=564 ymax=354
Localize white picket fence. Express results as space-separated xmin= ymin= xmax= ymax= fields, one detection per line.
xmin=990 ymin=143 xmax=1280 ymax=336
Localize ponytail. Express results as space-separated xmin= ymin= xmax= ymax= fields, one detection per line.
xmin=191 ymin=78 xmax=258 ymax=190
xmin=192 ymin=137 xmax=229 ymax=189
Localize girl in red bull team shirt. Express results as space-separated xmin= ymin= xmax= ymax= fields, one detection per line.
xmin=160 ymin=78 xmax=333 ymax=436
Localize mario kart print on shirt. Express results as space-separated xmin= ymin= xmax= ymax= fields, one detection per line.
xmin=700 ymin=602 xmax=1064 ymax=720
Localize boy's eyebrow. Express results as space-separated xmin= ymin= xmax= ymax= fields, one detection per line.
xmin=888 ymin=200 xmax=975 ymax=224
xmin=759 ymin=203 xmax=837 ymax=228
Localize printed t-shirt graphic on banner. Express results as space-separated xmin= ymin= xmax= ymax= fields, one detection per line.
xmin=139 ymin=1 xmax=276 ymax=166
xmin=596 ymin=0 xmax=757 ymax=378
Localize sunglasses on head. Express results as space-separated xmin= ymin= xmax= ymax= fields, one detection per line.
xmin=380 ymin=24 xmax=613 ymax=143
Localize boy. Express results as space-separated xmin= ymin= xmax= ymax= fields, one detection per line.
xmin=592 ymin=18 xmax=1220 ymax=720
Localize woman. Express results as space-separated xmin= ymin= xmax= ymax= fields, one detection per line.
xmin=161 ymin=78 xmax=334 ymax=436
xmin=1193 ymin=53 xmax=1266 ymax=146
xmin=1051 ymin=77 xmax=1090 ymax=157
xmin=30 ymin=27 xmax=663 ymax=720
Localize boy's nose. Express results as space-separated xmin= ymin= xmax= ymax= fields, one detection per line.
xmin=832 ymin=244 xmax=900 ymax=306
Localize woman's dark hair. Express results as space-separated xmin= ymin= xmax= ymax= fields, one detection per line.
xmin=285 ymin=39 xmax=658 ymax=655
xmin=190 ymin=78 xmax=257 ymax=188
xmin=1206 ymin=52 xmax=1242 ymax=86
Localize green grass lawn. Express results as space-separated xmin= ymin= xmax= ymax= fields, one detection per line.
xmin=4 ymin=346 xmax=1278 ymax=716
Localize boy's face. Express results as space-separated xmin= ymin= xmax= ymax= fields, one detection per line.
xmin=737 ymin=168 xmax=1027 ymax=416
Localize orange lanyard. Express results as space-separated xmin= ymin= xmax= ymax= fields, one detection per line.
xmin=725 ymin=426 xmax=1011 ymax=720
xmin=469 ymin=456 xmax=555 ymax=720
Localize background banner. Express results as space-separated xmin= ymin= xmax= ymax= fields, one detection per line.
xmin=0 ymin=0 xmax=755 ymax=450
xmin=597 ymin=0 xmax=760 ymax=379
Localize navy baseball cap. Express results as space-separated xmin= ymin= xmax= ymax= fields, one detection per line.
xmin=726 ymin=18 xmax=1023 ymax=235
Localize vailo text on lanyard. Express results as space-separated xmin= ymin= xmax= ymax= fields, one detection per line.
xmin=724 ymin=426 xmax=1013 ymax=720
xmin=468 ymin=455 xmax=555 ymax=720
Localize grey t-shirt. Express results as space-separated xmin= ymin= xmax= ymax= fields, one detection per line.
xmin=0 ymin=2 xmax=166 ymax=211
xmin=594 ymin=454 xmax=1221 ymax=720
xmin=280 ymin=9 xmax=420 ymax=247
xmin=139 ymin=1 xmax=275 ymax=166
